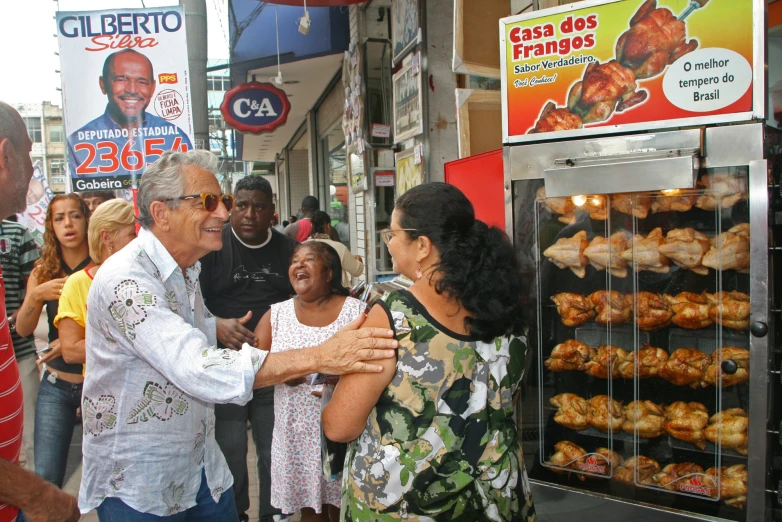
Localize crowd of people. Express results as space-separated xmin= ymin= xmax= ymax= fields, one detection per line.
xmin=0 ymin=99 xmax=536 ymax=522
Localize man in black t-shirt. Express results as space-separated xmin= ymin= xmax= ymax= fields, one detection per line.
xmin=200 ymin=175 xmax=296 ymax=522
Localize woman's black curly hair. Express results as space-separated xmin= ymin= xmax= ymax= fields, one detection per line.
xmin=292 ymin=241 xmax=349 ymax=297
xmin=395 ymin=182 xmax=524 ymax=342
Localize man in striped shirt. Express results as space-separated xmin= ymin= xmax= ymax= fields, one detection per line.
xmin=0 ymin=217 xmax=40 ymax=472
xmin=0 ymin=102 xmax=79 ymax=522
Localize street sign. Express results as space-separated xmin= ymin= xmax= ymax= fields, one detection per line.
xmin=221 ymin=82 xmax=291 ymax=134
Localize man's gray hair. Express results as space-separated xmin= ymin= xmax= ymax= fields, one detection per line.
xmin=0 ymin=102 xmax=22 ymax=148
xmin=137 ymin=149 xmax=219 ymax=229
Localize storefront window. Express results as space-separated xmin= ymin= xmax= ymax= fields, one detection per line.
xmin=323 ymin=126 xmax=350 ymax=249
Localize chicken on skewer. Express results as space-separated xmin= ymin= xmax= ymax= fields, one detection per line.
xmin=705 ymin=408 xmax=749 ymax=455
xmin=663 ymin=401 xmax=709 ymax=450
xmin=567 ymin=60 xmax=648 ymax=124
xmin=702 ymin=347 xmax=750 ymax=387
xmin=657 ymin=227 xmax=711 ymax=275
xmin=528 ymin=102 xmax=584 ymax=134
xmin=584 ymin=231 xmax=630 ymax=278
xmin=587 ymin=395 xmax=625 ymax=433
xmin=620 ymin=228 xmax=670 ymax=274
xmin=659 ymin=348 xmax=712 ymax=388
xmin=709 ymin=291 xmax=751 ymax=331
xmin=706 ymin=464 xmax=748 ymax=509
xmin=653 ymin=462 xmax=706 ymax=492
xmin=618 ymin=344 xmax=669 ymax=379
xmin=667 ymin=291 xmax=715 ymax=329
xmin=550 ymin=393 xmax=589 ymax=431
xmin=622 ymin=400 xmax=666 ymax=438
xmin=614 ymin=456 xmax=661 ymax=486
xmin=593 ymin=448 xmax=624 ymax=477
xmin=584 ymin=345 xmax=631 ymax=379
xmin=545 ymin=340 xmax=596 ymax=372
xmin=611 ymin=193 xmax=652 ymax=219
xmin=636 ymin=291 xmax=674 ymax=331
xmin=702 ymin=223 xmax=750 ymax=273
xmin=536 ymin=186 xmax=577 ymax=225
xmin=547 ymin=441 xmax=588 ymax=480
xmin=589 ymin=290 xmax=633 ymax=326
xmin=582 ymin=194 xmax=608 ymax=221
xmin=552 ymin=292 xmax=595 ymax=327
xmin=651 ymin=193 xmax=698 ymax=213
xmin=615 ymin=0 xmax=699 ymax=79
xmin=543 ymin=231 xmax=589 ymax=277
xmin=696 ymin=173 xmax=748 ymax=211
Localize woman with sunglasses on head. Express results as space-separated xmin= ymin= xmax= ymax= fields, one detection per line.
xmin=323 ymin=183 xmax=536 ymax=521
xmin=56 ymin=199 xmax=136 ymax=370
xmin=15 ymin=194 xmax=93 ymax=488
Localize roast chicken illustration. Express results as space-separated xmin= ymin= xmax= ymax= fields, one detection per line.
xmin=584 ymin=345 xmax=630 ymax=379
xmin=709 ymin=291 xmax=750 ymax=331
xmin=622 ymin=400 xmax=666 ymax=438
xmin=567 ymin=60 xmax=648 ymax=124
xmin=702 ymin=347 xmax=750 ymax=387
xmin=620 ymin=228 xmax=670 ymax=273
xmin=706 ymin=464 xmax=748 ymax=509
xmin=702 ymin=223 xmax=750 ymax=273
xmin=537 ymin=187 xmax=577 ymax=225
xmin=544 ymin=340 xmax=596 ymax=372
xmin=653 ymin=462 xmax=706 ymax=491
xmin=696 ymin=173 xmax=748 ymax=210
xmin=666 ymin=291 xmax=714 ymax=329
xmin=635 ymin=291 xmax=673 ymax=331
xmin=659 ymin=348 xmax=712 ymax=388
xmin=663 ymin=401 xmax=709 ymax=450
xmin=614 ymin=456 xmax=661 ymax=486
xmin=550 ymin=393 xmax=589 ymax=431
xmin=583 ymin=232 xmax=630 ymax=278
xmin=552 ymin=292 xmax=596 ymax=327
xmin=615 ymin=0 xmax=699 ymax=79
xmin=611 ymin=193 xmax=652 ymax=219
xmin=543 ymin=231 xmax=589 ymax=277
xmin=529 ymin=102 xmax=584 ymax=134
xmin=586 ymin=395 xmax=625 ymax=433
xmin=618 ymin=344 xmax=669 ymax=379
xmin=705 ymin=408 xmax=749 ymax=455
xmin=589 ymin=290 xmax=633 ymax=326
xmin=657 ymin=227 xmax=711 ymax=275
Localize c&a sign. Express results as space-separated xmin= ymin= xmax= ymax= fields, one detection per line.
xmin=220 ymin=82 xmax=291 ymax=134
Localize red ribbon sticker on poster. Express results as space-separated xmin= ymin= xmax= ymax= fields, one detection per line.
xmin=500 ymin=0 xmax=756 ymax=144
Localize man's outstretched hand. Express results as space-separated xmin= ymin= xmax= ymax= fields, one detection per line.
xmin=315 ymin=313 xmax=397 ymax=375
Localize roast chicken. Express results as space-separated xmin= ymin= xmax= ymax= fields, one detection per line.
xmin=614 ymin=456 xmax=661 ymax=486
xmin=709 ymin=291 xmax=750 ymax=331
xmin=584 ymin=345 xmax=630 ymax=379
xmin=550 ymin=393 xmax=589 ymax=431
xmin=663 ymin=401 xmax=709 ymax=450
xmin=567 ymin=60 xmax=648 ymax=124
xmin=545 ymin=340 xmax=596 ymax=372
xmin=618 ymin=345 xmax=669 ymax=379
xmin=582 ymin=194 xmax=609 ymax=221
xmin=611 ymin=193 xmax=652 ymax=219
xmin=615 ymin=0 xmax=698 ymax=79
xmin=593 ymin=448 xmax=624 ymax=476
xmin=529 ymin=102 xmax=584 ymax=134
xmin=537 ymin=187 xmax=577 ymax=225
xmin=620 ymin=228 xmax=670 ymax=273
xmin=589 ymin=290 xmax=633 ymax=326
xmin=659 ymin=348 xmax=712 ymax=388
xmin=543 ymin=231 xmax=589 ymax=278
xmin=702 ymin=223 xmax=750 ymax=273
xmin=696 ymin=173 xmax=748 ymax=211
xmin=653 ymin=462 xmax=706 ymax=492
xmin=622 ymin=400 xmax=666 ymax=438
xmin=657 ymin=228 xmax=711 ymax=275
xmin=706 ymin=464 xmax=748 ymax=509
xmin=552 ymin=292 xmax=595 ymax=327
xmin=587 ymin=395 xmax=625 ymax=432
xmin=705 ymin=408 xmax=749 ymax=455
xmin=584 ymin=232 xmax=630 ymax=278
xmin=635 ymin=291 xmax=673 ymax=331
xmin=666 ymin=291 xmax=714 ymax=329
xmin=547 ymin=441 xmax=588 ymax=478
xmin=702 ymin=347 xmax=750 ymax=387
xmin=651 ymin=193 xmax=698 ymax=213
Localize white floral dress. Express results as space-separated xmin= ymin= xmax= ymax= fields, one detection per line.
xmin=269 ymin=296 xmax=362 ymax=514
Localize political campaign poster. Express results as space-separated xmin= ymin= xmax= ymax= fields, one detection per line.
xmin=56 ymin=7 xmax=194 ymax=191
xmin=500 ymin=0 xmax=759 ymax=144
xmin=17 ymin=161 xmax=55 ymax=246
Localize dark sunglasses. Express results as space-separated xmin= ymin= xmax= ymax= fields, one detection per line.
xmin=164 ymin=193 xmax=234 ymax=212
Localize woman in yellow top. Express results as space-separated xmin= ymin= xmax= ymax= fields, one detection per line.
xmin=57 ymin=199 xmax=136 ymax=369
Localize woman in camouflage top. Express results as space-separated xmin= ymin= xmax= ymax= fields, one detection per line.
xmin=323 ymin=183 xmax=536 ymax=522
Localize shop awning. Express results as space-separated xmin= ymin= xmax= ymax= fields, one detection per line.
xmin=258 ymin=0 xmax=367 ymax=5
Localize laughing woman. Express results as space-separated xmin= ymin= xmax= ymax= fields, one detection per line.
xmin=323 ymin=183 xmax=536 ymax=522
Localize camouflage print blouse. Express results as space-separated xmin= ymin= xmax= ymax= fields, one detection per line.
xmin=341 ymin=290 xmax=536 ymax=522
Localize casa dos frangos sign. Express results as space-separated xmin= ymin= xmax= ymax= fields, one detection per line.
xmin=221 ymin=82 xmax=291 ymax=134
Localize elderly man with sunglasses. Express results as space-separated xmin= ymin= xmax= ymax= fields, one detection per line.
xmin=77 ymin=150 xmax=398 ymax=521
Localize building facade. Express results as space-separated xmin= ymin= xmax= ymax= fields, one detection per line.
xmin=17 ymin=102 xmax=67 ymax=193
